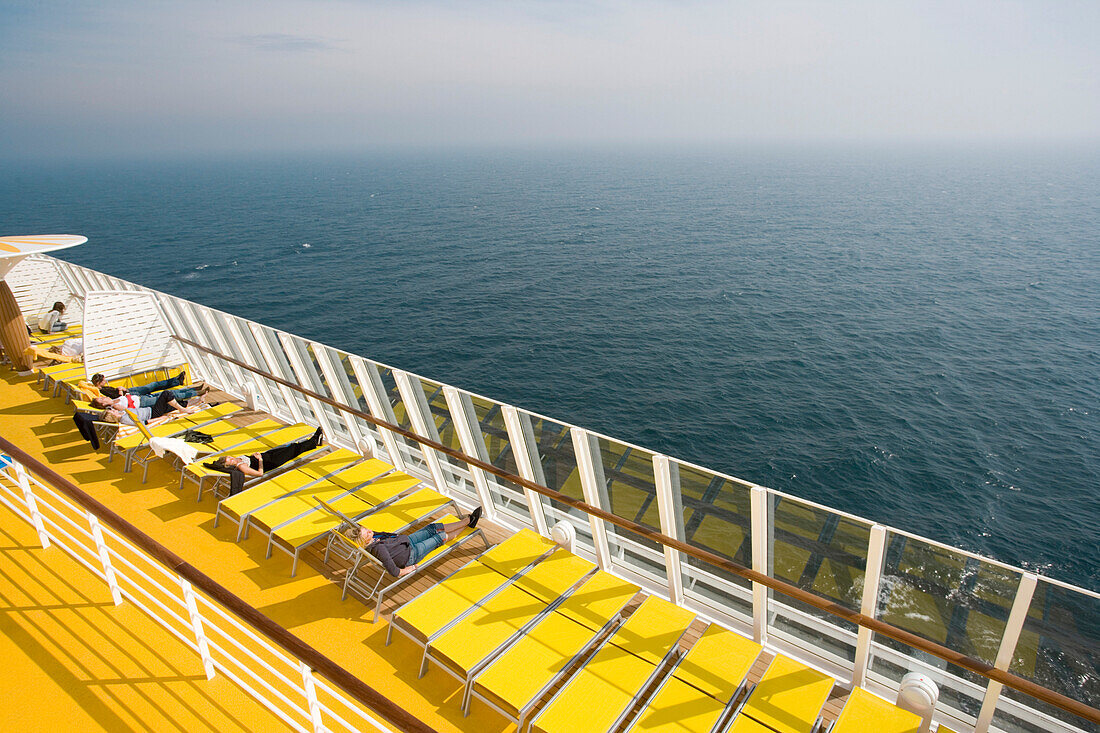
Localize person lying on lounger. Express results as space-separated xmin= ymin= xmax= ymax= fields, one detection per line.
xmin=205 ymin=428 xmax=325 ymax=478
xmin=96 ymin=389 xmax=202 ymax=425
xmin=91 ymin=383 xmax=205 ymax=411
xmin=91 ymin=370 xmax=203 ymax=400
xmin=344 ymin=507 xmax=482 ymax=578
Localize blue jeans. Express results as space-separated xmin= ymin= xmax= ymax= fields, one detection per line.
xmin=137 ymin=387 xmax=197 ymax=408
xmin=128 ymin=375 xmax=185 ymax=395
xmin=407 ymin=523 xmax=445 ymax=565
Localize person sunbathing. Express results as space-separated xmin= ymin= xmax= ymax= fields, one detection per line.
xmin=91 ymin=383 xmax=203 ymax=411
xmin=344 ymin=507 xmax=482 ymax=578
xmin=96 ymin=389 xmax=201 ymax=425
xmin=204 ymin=428 xmax=325 ymax=496
xmin=90 ymin=370 xmax=203 ymax=400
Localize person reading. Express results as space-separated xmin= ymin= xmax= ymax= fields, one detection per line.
xmin=344 ymin=507 xmax=482 ymax=577
xmin=38 ymin=301 xmax=67 ymax=333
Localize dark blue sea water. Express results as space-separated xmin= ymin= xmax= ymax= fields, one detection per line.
xmin=2 ymin=146 xmax=1097 ymax=589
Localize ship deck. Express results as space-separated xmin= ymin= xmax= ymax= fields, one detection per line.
xmin=0 ymin=367 xmax=868 ymax=732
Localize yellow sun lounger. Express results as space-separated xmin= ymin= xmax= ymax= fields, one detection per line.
xmin=423 ymin=547 xmax=597 ymax=710
xmin=179 ymin=421 xmax=312 ymax=499
xmin=325 ymin=502 xmax=488 ymax=620
xmin=467 ymin=569 xmax=641 ymax=728
xmin=28 ymin=323 xmax=82 ymax=344
xmin=625 ymin=625 xmax=763 ymax=733
xmin=727 ymin=654 xmax=835 ymax=733
xmin=529 ymin=594 xmax=697 ymax=733
xmin=39 ymin=361 xmax=84 ymax=394
xmin=387 ymin=528 xmax=557 ymax=652
xmin=262 ymin=467 xmax=425 ymax=563
xmin=830 ymin=688 xmax=922 ymax=733
xmin=214 ymin=448 xmax=372 ymax=539
xmin=113 ymin=403 xmax=243 ymax=481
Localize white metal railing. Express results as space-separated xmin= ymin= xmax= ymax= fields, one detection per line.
xmin=0 ymin=449 xmax=410 ymax=733
xmin=16 ymin=253 xmax=1098 ymax=733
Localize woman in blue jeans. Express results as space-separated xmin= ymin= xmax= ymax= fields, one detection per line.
xmin=348 ymin=507 xmax=482 ymax=578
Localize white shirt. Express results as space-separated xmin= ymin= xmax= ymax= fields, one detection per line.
xmin=60 ymin=338 xmax=83 ymax=357
xmin=38 ymin=309 xmax=61 ymax=332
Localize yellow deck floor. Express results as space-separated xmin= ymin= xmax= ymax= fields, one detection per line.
xmin=0 ymin=368 xmax=513 ymax=733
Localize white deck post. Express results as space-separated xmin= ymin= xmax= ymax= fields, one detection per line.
xmin=180 ymin=578 xmax=216 ymax=680
xmin=299 ymin=661 xmax=326 ymax=733
xmin=14 ymin=461 xmax=50 ymax=549
xmin=393 ymin=370 xmax=453 ymax=494
xmin=852 ymin=524 xmax=887 ymax=687
xmin=87 ymin=512 xmax=123 ymax=606
xmin=443 ymin=387 xmax=498 ymax=523
xmin=750 ymin=486 xmax=768 ymax=644
xmin=653 ymin=455 xmax=685 ymax=605
xmin=348 ymin=356 xmax=409 ymax=474
xmin=571 ymin=427 xmax=612 ymax=570
xmin=974 ymin=572 xmax=1039 ymax=733
xmin=501 ymin=405 xmax=550 ymax=536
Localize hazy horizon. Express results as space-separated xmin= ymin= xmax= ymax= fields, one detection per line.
xmin=2 ymin=0 xmax=1098 ymax=160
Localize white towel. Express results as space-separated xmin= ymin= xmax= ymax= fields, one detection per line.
xmin=149 ymin=436 xmax=199 ymax=464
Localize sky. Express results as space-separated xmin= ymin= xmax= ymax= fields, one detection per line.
xmin=1 ymin=0 xmax=1098 ymax=158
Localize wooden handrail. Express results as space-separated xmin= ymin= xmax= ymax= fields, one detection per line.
xmin=174 ymin=333 xmax=1100 ymax=726
xmin=0 ymin=436 xmax=438 ymax=733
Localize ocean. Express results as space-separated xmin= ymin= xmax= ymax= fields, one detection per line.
xmin=2 ymin=146 xmax=1097 ymax=589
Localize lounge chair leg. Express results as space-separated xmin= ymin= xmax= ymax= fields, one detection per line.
xmin=418 ymin=653 xmax=429 ymax=679
xmin=385 ymin=622 xmax=394 ymax=646
xmin=141 ymin=463 xmax=149 ymax=484
xmin=290 ymin=552 xmax=298 ymax=577
xmin=265 ymin=539 xmax=273 ymax=559
xmin=213 ymin=510 xmax=221 ymax=528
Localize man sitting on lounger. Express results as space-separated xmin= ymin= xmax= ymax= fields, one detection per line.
xmin=344 ymin=507 xmax=482 ymax=578
xmin=91 ymin=371 xmax=201 ymax=400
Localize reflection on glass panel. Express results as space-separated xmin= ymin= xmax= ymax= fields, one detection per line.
xmin=675 ymin=462 xmax=753 ymax=620
xmin=462 ymin=396 xmax=526 ymax=516
xmin=337 ymin=354 xmax=370 ymax=412
xmin=595 ymin=436 xmax=665 ymax=584
xmin=868 ymin=637 xmax=985 ymax=728
xmin=375 ymin=366 xmax=425 ymax=471
xmin=871 ymin=531 xmax=1023 ymax=718
xmin=996 ymin=580 xmax=1100 ymax=732
xmin=416 ymin=378 xmax=474 ymax=497
xmin=768 ymin=494 xmax=870 ymax=661
xmin=521 ymin=412 xmax=591 ymax=545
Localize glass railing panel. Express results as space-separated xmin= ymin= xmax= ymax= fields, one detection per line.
xmin=415 ymin=377 xmax=475 ymax=499
xmin=594 ymin=436 xmax=667 ymax=586
xmin=994 ymin=579 xmax=1100 ymax=732
xmin=767 ymin=493 xmax=870 ymax=664
xmin=870 ymin=531 xmax=1025 ymax=721
xmin=674 ymin=461 xmax=753 ymax=622
xmin=519 ymin=411 xmax=593 ymax=549
xmin=375 ymin=366 xmax=426 ymax=473
xmin=463 ymin=396 xmax=530 ymax=519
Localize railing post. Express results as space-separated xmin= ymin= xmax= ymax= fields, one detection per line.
xmin=653 ymin=455 xmax=684 ymax=605
xmin=750 ymin=486 xmax=768 ymax=644
xmin=180 ymin=578 xmax=216 ymax=680
xmin=13 ymin=461 xmax=50 ymax=549
xmin=299 ymin=661 xmax=326 ymax=733
xmin=852 ymin=524 xmax=887 ymax=687
xmin=88 ymin=512 xmax=123 ymax=606
xmin=974 ymin=572 xmax=1039 ymax=733
xmin=443 ymin=387 xmax=498 ymax=524
xmin=572 ymin=428 xmax=612 ymax=570
xmin=501 ymin=405 xmax=550 ymax=537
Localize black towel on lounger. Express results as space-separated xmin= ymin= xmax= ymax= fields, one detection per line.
xmin=73 ymin=412 xmax=100 ymax=450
